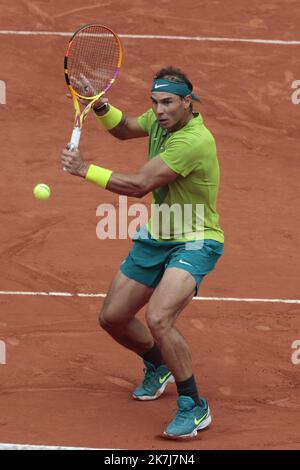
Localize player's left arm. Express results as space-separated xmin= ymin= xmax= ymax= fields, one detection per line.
xmin=106 ymin=155 xmax=179 ymax=197
xmin=61 ymin=148 xmax=179 ymax=197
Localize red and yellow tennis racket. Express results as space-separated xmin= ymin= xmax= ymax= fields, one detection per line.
xmin=64 ymin=24 xmax=122 ymax=151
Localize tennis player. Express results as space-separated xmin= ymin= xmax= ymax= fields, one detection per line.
xmin=61 ymin=66 xmax=224 ymax=439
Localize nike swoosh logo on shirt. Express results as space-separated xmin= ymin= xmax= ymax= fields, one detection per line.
xmin=159 ymin=372 xmax=172 ymax=384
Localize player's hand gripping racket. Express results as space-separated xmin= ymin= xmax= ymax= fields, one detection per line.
xmin=64 ymin=24 xmax=122 ymax=151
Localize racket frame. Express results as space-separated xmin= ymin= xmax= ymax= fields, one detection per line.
xmin=64 ymin=24 xmax=122 ymax=150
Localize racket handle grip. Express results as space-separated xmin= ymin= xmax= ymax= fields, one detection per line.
xmin=69 ymin=127 xmax=82 ymax=151
xmin=64 ymin=127 xmax=82 ymax=172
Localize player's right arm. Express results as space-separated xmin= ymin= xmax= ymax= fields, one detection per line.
xmin=108 ymin=113 xmax=148 ymax=140
xmin=68 ymin=95 xmax=148 ymax=141
xmin=93 ymin=101 xmax=147 ymax=140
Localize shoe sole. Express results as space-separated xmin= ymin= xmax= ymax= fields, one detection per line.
xmin=132 ymin=375 xmax=175 ymax=401
xmin=163 ymin=409 xmax=212 ymax=440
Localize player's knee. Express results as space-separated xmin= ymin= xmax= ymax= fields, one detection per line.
xmin=145 ymin=309 xmax=170 ymax=340
xmin=98 ymin=308 xmax=116 ymax=331
xmin=98 ymin=304 xmax=127 ymax=332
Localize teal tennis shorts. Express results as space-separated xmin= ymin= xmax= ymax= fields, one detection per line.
xmin=120 ymin=226 xmax=224 ymax=294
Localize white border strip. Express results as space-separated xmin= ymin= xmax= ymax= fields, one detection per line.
xmin=0 ymin=291 xmax=299 ymax=304
xmin=0 ymin=30 xmax=300 ymax=45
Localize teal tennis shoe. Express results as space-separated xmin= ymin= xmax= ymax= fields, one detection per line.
xmin=164 ymin=396 xmax=211 ymax=439
xmin=133 ymin=360 xmax=175 ymax=400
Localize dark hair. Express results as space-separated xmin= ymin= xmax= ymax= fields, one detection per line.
xmin=153 ymin=66 xmax=199 ymax=110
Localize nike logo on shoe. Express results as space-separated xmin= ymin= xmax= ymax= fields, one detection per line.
xmin=159 ymin=372 xmax=172 ymax=384
xmin=194 ymin=413 xmax=207 ymax=426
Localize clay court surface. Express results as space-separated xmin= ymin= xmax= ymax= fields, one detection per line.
xmin=0 ymin=0 xmax=300 ymax=450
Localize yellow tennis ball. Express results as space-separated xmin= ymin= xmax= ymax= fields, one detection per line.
xmin=33 ymin=183 xmax=51 ymax=200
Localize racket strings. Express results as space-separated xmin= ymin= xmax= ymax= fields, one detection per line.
xmin=68 ymin=26 xmax=120 ymax=98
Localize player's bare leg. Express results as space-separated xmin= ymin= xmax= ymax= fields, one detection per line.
xmin=145 ymin=267 xmax=211 ymax=439
xmin=145 ymin=267 xmax=195 ymax=381
xmin=99 ymin=270 xmax=155 ymax=354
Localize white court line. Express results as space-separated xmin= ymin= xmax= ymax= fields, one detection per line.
xmin=0 ymin=290 xmax=299 ymax=304
xmin=0 ymin=30 xmax=300 ymax=45
xmin=0 ymin=443 xmax=115 ymax=450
